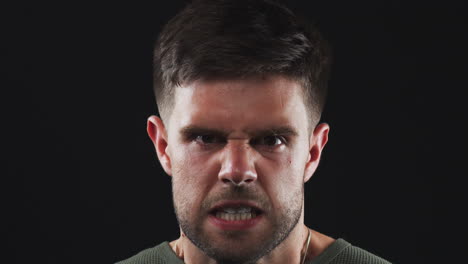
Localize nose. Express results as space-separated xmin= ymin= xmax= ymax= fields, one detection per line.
xmin=218 ymin=140 xmax=258 ymax=186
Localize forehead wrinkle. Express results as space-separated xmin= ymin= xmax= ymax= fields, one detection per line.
xmin=179 ymin=124 xmax=299 ymax=139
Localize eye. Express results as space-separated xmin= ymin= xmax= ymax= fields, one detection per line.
xmin=251 ymin=135 xmax=286 ymax=147
xmin=194 ymin=134 xmax=225 ymax=145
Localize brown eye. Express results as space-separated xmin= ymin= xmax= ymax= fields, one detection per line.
xmin=252 ymin=135 xmax=285 ymax=147
xmin=195 ymin=135 xmax=224 ymax=144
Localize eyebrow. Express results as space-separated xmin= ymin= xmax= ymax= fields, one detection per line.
xmin=179 ymin=125 xmax=299 ymax=139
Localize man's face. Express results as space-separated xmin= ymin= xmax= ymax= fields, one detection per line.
xmin=156 ymin=76 xmax=323 ymax=263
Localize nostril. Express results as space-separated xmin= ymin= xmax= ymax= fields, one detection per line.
xmin=222 ymin=179 xmax=231 ymax=184
xmin=221 ymin=178 xmax=254 ymax=185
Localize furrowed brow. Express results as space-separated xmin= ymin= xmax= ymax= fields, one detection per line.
xmin=179 ymin=125 xmax=299 ymax=139
xmin=249 ymin=126 xmax=299 ymax=138
xmin=179 ymin=125 xmax=229 ymax=139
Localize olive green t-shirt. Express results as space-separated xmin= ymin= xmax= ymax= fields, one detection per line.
xmin=117 ymin=238 xmax=391 ymax=264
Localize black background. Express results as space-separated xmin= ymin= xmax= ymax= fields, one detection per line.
xmin=4 ymin=1 xmax=467 ymax=263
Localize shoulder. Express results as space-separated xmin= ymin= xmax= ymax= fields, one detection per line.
xmin=309 ymin=239 xmax=392 ymax=264
xmin=331 ymin=239 xmax=392 ymax=264
xmin=116 ymin=242 xmax=184 ymax=264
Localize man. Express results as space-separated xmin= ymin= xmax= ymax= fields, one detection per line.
xmin=118 ymin=0 xmax=391 ymax=263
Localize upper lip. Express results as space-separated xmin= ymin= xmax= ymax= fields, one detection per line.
xmin=209 ymin=200 xmax=263 ymax=214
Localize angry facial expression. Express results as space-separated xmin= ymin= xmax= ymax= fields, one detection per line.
xmin=150 ymin=76 xmax=327 ymax=263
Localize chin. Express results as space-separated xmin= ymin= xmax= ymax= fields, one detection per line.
xmin=189 ymin=226 xmax=276 ymax=264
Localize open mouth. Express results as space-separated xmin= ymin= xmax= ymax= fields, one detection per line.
xmin=209 ymin=203 xmax=263 ymax=222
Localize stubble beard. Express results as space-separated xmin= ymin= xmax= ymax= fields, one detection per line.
xmin=173 ymin=184 xmax=304 ymax=264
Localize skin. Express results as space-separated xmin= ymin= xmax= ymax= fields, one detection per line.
xmin=147 ymin=75 xmax=334 ymax=264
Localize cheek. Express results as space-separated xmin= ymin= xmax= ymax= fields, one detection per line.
xmin=257 ymin=152 xmax=304 ymax=207
xmin=170 ymin=148 xmax=218 ymax=211
xmin=260 ymin=150 xmax=304 ymax=182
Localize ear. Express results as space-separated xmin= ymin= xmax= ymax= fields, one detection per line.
xmin=304 ymin=123 xmax=330 ymax=183
xmin=147 ymin=115 xmax=172 ymax=176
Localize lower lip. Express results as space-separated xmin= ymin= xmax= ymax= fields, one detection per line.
xmin=208 ymin=213 xmax=263 ymax=230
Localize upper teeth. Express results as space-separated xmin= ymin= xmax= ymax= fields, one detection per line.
xmin=222 ymin=207 xmax=252 ymax=214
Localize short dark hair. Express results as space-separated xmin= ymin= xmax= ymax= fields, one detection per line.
xmin=154 ymin=0 xmax=332 ymax=129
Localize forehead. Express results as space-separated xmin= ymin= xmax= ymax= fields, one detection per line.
xmin=168 ymin=76 xmax=309 ymax=135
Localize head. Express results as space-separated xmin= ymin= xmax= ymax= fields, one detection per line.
xmin=148 ymin=0 xmax=332 ymax=263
